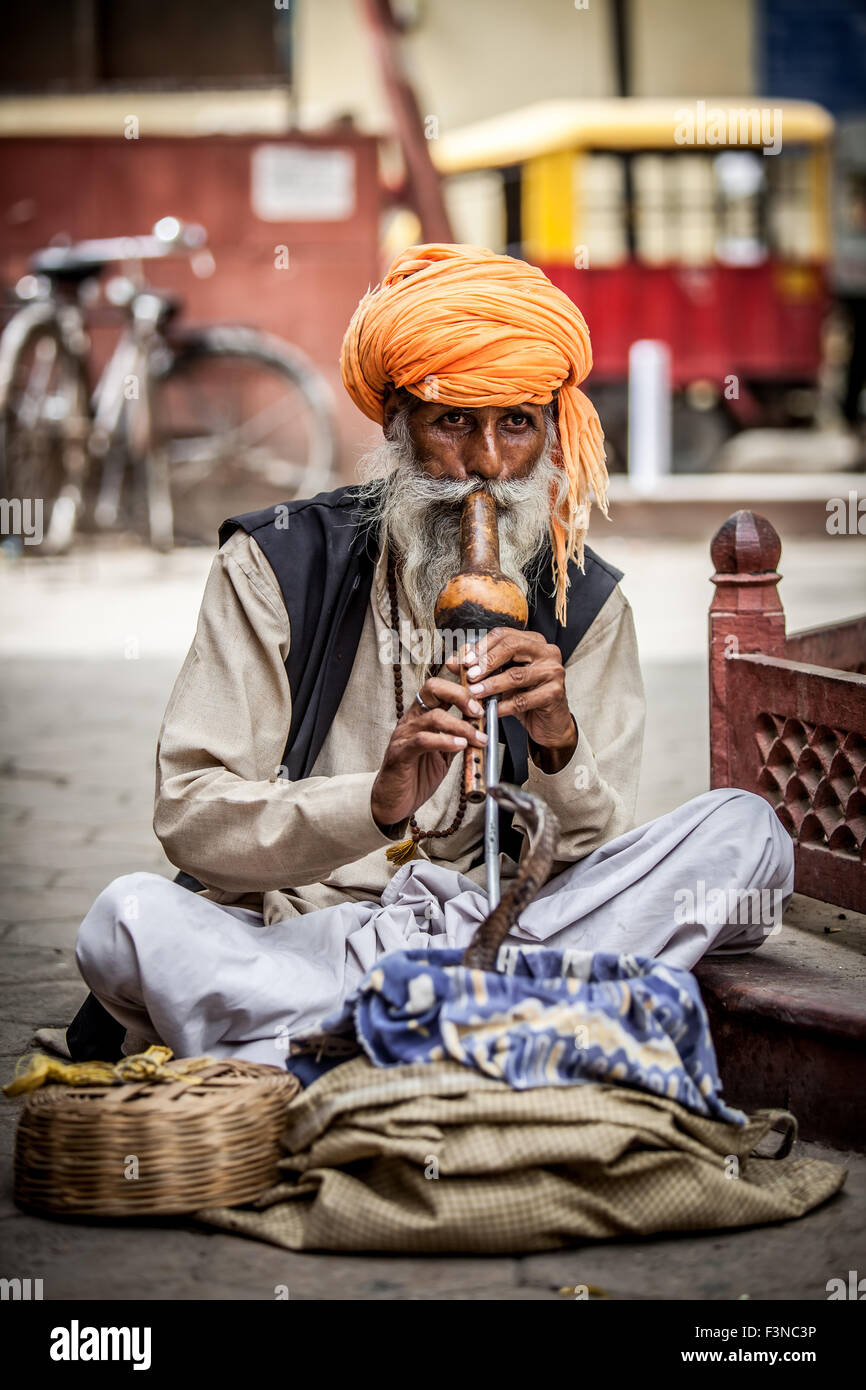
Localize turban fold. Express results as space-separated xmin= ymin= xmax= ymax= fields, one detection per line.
xmin=340 ymin=243 xmax=608 ymax=624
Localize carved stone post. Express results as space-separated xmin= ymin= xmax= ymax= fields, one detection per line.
xmin=709 ymin=510 xmax=786 ymax=787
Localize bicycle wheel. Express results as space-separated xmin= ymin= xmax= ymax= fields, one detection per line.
xmin=150 ymin=326 xmax=338 ymax=544
xmin=0 ymin=316 xmax=90 ymax=553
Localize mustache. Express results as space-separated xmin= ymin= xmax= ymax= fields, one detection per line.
xmin=375 ymin=466 xmax=545 ymax=510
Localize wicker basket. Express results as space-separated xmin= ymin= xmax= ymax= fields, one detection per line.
xmin=13 ymin=1058 xmax=299 ymax=1217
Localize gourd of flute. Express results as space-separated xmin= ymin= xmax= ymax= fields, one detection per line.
xmin=434 ymin=491 xmax=528 ymax=803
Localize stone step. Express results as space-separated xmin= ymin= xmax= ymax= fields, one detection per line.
xmin=696 ymin=893 xmax=866 ymax=1152
xmin=605 ymin=472 xmax=865 ymax=540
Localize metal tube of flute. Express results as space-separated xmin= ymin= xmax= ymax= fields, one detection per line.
xmin=484 ymin=696 xmax=500 ymax=909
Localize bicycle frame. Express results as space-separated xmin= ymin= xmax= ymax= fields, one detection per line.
xmin=89 ymin=293 xmax=174 ymax=546
xmin=1 ymin=217 xmax=338 ymax=553
xmin=0 ymin=295 xmax=85 ymax=415
xmin=0 ymin=292 xmax=93 ymax=550
xmin=0 ymin=286 xmax=175 ymax=549
xmin=0 ymin=220 xmax=207 ymax=550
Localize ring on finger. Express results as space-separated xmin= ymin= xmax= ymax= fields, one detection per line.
xmin=415 ymin=691 xmax=433 ymax=712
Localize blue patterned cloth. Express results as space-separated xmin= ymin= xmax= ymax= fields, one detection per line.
xmin=298 ymin=946 xmax=745 ymax=1126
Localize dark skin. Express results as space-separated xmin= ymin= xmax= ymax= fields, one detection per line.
xmin=370 ymin=388 xmax=578 ymax=831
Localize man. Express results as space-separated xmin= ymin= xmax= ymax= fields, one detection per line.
xmin=73 ymin=244 xmax=793 ymax=1066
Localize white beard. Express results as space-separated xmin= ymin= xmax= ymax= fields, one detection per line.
xmin=355 ymin=411 xmax=565 ymax=631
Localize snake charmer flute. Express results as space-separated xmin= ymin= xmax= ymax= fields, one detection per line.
xmin=434 ymin=491 xmax=529 ymax=906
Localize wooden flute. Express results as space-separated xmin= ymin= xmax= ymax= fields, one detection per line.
xmin=433 ymin=490 xmax=529 ymax=802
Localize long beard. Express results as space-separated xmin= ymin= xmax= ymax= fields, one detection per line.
xmin=355 ymin=414 xmax=565 ymax=630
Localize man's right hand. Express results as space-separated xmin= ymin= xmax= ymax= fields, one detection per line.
xmin=371 ymin=675 xmax=488 ymax=830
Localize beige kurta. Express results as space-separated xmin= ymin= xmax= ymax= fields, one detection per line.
xmin=154 ymin=528 xmax=646 ymax=925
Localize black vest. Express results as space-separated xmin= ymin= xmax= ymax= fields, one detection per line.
xmin=218 ymin=485 xmax=623 ymax=862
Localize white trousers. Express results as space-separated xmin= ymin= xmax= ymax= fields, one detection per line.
xmin=75 ymin=789 xmax=794 ymax=1066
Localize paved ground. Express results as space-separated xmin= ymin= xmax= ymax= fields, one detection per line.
xmin=1 ymin=529 xmax=864 ymax=1300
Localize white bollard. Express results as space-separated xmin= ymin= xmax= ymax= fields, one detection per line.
xmin=628 ymin=339 xmax=672 ymax=492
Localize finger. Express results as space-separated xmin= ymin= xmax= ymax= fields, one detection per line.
xmin=444 ymin=629 xmax=503 ymax=673
xmin=411 ymin=675 xmax=455 ymax=709
xmin=414 ymin=676 xmax=484 ymax=721
xmin=444 ymin=628 xmax=532 ymax=673
xmin=446 ymin=629 xmax=492 ymax=671
xmin=411 ymin=707 xmax=486 ymax=741
xmin=410 ymin=731 xmax=471 ymax=755
xmin=394 ymin=715 xmax=488 ymax=757
xmin=387 ymin=729 xmax=465 ymax=767
xmin=498 ymin=681 xmax=567 ymax=719
xmin=463 ymin=629 xmax=552 ymax=679
xmin=419 ymin=717 xmax=489 ymax=750
xmin=445 ymin=636 xmax=482 ymax=672
xmin=466 ymin=658 xmax=563 ymax=700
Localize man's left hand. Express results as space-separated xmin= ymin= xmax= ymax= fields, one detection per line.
xmin=446 ymin=628 xmax=577 ymax=771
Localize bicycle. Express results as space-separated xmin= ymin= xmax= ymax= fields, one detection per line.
xmin=0 ymin=218 xmax=339 ymax=553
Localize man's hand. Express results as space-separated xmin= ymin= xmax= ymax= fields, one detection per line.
xmin=371 ymin=676 xmax=488 ymax=830
xmin=446 ymin=629 xmax=577 ymax=773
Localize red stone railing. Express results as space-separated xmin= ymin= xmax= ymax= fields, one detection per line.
xmin=709 ymin=510 xmax=866 ymax=913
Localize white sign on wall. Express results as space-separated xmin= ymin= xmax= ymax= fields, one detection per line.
xmin=251 ymin=144 xmax=356 ymax=222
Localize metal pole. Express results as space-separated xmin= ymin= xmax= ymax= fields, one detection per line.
xmin=484 ymin=696 xmax=500 ymax=908
xmin=627 ymin=338 xmax=672 ymax=493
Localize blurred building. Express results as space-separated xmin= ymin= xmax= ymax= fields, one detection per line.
xmin=297 ymin=0 xmax=755 ymax=131
xmin=0 ymin=0 xmax=863 ymax=472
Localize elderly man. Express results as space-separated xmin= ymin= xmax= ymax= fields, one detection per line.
xmin=72 ymin=244 xmax=793 ymax=1066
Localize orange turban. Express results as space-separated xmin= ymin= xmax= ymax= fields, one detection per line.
xmin=340 ymin=243 xmax=608 ymax=624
